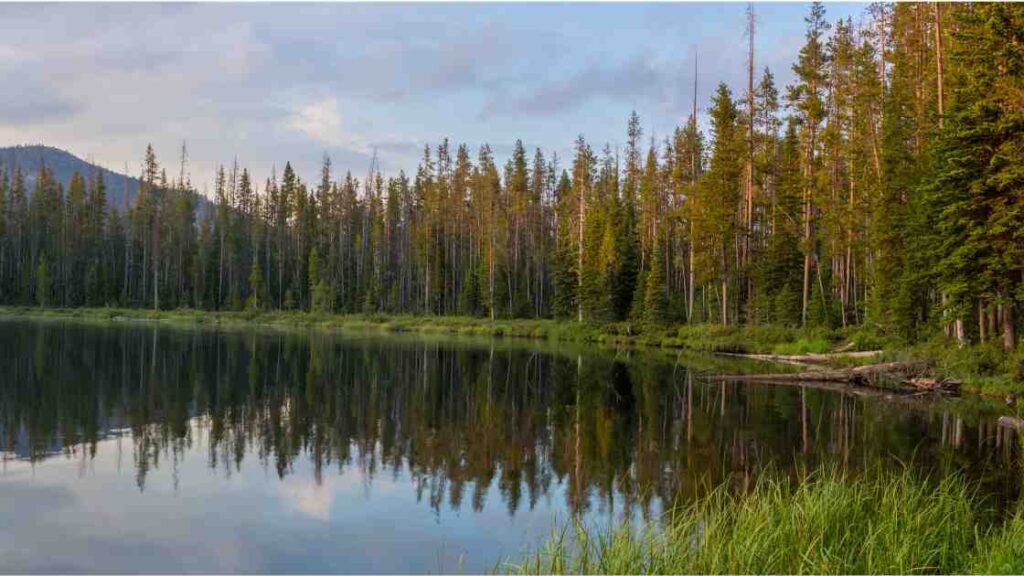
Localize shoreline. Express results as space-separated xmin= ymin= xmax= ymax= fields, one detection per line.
xmin=2 ymin=306 xmax=1021 ymax=398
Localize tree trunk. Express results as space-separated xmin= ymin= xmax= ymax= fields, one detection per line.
xmin=801 ymin=191 xmax=812 ymax=326
xmin=743 ymin=4 xmax=755 ymax=271
xmin=721 ymin=276 xmax=728 ymax=326
xmin=979 ymin=300 xmax=987 ymax=343
xmin=687 ymin=233 xmax=696 ymax=323
xmin=934 ymin=4 xmax=945 ymax=126
xmin=1001 ymin=301 xmax=1015 ymax=351
xmin=577 ymin=183 xmax=585 ymax=323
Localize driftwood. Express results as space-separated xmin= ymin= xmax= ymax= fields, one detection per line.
xmin=730 ymin=376 xmax=920 ymax=400
xmin=724 ymin=360 xmax=934 ymax=384
xmin=730 ymin=378 xmax=953 ymax=409
xmin=721 ymin=359 xmax=964 ymax=396
xmin=908 ymin=377 xmax=962 ymax=394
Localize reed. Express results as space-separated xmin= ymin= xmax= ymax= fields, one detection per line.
xmin=505 ymin=467 xmax=1024 ymax=574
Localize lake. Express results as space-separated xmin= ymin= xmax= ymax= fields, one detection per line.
xmin=0 ymin=318 xmax=1020 ymax=573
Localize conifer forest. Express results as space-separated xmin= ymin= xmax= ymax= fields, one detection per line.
xmin=1 ymin=3 xmax=1022 ymax=350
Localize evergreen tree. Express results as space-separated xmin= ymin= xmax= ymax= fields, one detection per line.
xmin=309 ymin=246 xmax=331 ymax=313
xmin=788 ymin=1 xmax=830 ymax=326
xmin=247 ymin=259 xmax=264 ymax=311
xmin=694 ymin=83 xmax=743 ymax=325
xmin=928 ymin=3 xmax=1024 ymax=350
xmin=35 ymin=251 xmax=50 ymax=307
xmin=642 ymin=236 xmax=668 ymax=327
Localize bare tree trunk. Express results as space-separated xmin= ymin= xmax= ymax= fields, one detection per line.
xmin=743 ymin=4 xmax=756 ymax=271
xmin=1001 ymin=300 xmax=1015 ymax=351
xmin=801 ymin=188 xmax=812 ymax=326
xmin=687 ymin=49 xmax=699 ymax=324
xmin=688 ymin=228 xmax=696 ymax=323
xmin=123 ymin=230 xmax=131 ymax=304
xmin=721 ymin=276 xmax=728 ymax=326
xmin=801 ymin=92 xmax=817 ymax=326
xmin=979 ymin=300 xmax=987 ymax=343
xmin=577 ymin=181 xmax=585 ymax=323
xmin=489 ymin=195 xmax=497 ymax=320
xmin=934 ymin=4 xmax=945 ymax=125
xmin=877 ymin=7 xmax=886 ymax=115
xmin=153 ymin=211 xmax=160 ymax=311
xmin=218 ymin=229 xmax=224 ymax=308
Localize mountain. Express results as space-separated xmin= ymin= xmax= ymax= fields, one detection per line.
xmin=0 ymin=145 xmax=141 ymax=209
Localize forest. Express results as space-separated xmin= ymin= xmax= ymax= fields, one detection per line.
xmin=0 ymin=3 xmax=1021 ymax=350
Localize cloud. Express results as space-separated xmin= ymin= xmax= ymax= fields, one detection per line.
xmin=209 ymin=23 xmax=268 ymax=77
xmin=281 ymin=95 xmax=430 ymax=175
xmin=0 ymin=91 xmax=79 ymax=125
xmin=0 ymin=2 xmax=867 ymax=190
xmin=483 ymin=53 xmax=674 ymax=119
xmin=287 ymin=97 xmax=345 ymax=147
xmin=278 ymin=479 xmax=336 ymax=522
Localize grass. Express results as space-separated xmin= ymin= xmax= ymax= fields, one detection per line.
xmin=0 ymin=306 xmax=843 ymax=352
xmin=504 ymin=467 xmax=1024 ymax=574
xmin=770 ymin=337 xmax=833 ymax=355
xmin=663 ymin=324 xmax=839 ymax=354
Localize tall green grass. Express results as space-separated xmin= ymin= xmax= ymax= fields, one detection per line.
xmin=505 ymin=468 xmax=1024 ymax=574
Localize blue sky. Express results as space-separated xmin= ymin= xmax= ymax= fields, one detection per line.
xmin=0 ymin=2 xmax=866 ymax=192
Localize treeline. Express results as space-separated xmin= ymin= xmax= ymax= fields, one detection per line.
xmin=0 ymin=3 xmax=1020 ymax=347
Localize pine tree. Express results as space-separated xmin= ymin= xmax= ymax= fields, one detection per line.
xmin=247 ymin=259 xmax=264 ymax=311
xmin=552 ymin=170 xmax=577 ymax=319
xmin=642 ymin=236 xmax=668 ymax=327
xmin=694 ymin=83 xmax=743 ymax=325
xmin=928 ymin=3 xmax=1024 ymax=350
xmin=35 ymin=251 xmax=50 ymax=307
xmin=0 ymin=168 xmax=7 ymax=302
xmin=789 ymin=1 xmax=830 ymax=326
xmin=757 ymin=120 xmax=804 ymax=326
xmin=309 ymin=246 xmax=331 ymax=313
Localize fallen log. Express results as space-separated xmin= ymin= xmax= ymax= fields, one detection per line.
xmin=733 ymin=377 xmax=903 ymax=398
xmin=722 ymin=359 xmax=936 ymax=387
xmin=730 ymin=377 xmax=947 ymax=405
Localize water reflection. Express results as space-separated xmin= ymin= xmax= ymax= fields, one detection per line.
xmin=2 ymin=320 xmax=1020 ymax=518
xmin=1 ymin=320 xmax=1022 ymax=571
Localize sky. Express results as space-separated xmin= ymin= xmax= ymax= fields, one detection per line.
xmin=0 ymin=2 xmax=867 ymax=194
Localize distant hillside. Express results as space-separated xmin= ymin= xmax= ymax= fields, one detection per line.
xmin=0 ymin=145 xmax=141 ymax=209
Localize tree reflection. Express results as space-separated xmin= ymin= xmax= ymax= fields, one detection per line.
xmin=0 ymin=321 xmax=1020 ymax=517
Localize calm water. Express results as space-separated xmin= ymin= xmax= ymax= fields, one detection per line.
xmin=0 ymin=319 xmax=1021 ymax=573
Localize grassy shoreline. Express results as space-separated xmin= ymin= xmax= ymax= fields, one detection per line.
xmin=504 ymin=468 xmax=1024 ymax=574
xmin=2 ymin=306 xmax=1022 ymax=395
xmin=0 ymin=305 xmax=840 ymax=349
